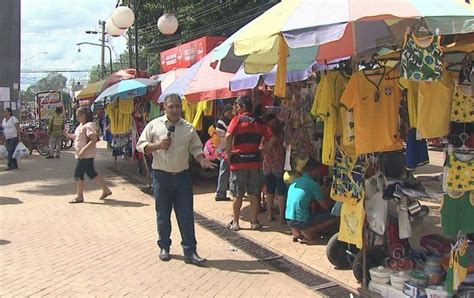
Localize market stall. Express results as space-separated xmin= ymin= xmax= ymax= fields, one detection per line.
xmin=208 ymin=0 xmax=473 ymax=296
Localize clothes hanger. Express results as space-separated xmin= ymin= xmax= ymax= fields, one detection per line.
xmin=455 ymin=132 xmax=471 ymax=153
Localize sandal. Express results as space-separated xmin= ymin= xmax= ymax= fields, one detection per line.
xmin=69 ymin=197 xmax=84 ymax=204
xmin=99 ymin=191 xmax=112 ymax=200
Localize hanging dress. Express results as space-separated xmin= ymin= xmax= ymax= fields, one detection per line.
xmin=400 ymin=34 xmax=443 ymax=81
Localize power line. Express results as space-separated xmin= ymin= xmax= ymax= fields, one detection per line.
xmin=141 ymin=2 xmax=273 ymax=41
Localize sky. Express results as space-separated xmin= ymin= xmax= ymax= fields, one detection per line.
xmin=21 ymin=0 xmax=127 ymax=90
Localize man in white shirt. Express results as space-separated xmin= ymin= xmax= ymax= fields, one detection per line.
xmin=137 ymin=94 xmax=215 ymax=266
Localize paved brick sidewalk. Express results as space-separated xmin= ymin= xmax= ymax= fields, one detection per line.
xmin=0 ymin=145 xmax=318 ymax=297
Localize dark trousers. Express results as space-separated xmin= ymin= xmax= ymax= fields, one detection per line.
xmin=153 ymin=169 xmax=196 ymax=256
xmin=5 ymin=137 xmax=18 ymax=169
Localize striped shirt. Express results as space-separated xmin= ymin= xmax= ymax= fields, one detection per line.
xmin=227 ymin=112 xmax=272 ymax=171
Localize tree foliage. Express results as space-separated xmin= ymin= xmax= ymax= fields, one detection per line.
xmin=88 ymin=0 xmax=277 ymax=78
xmin=22 ymin=73 xmax=71 ymax=105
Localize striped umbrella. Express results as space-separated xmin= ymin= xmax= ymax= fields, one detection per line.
xmin=92 ymin=78 xmax=159 ymax=110
xmin=214 ymin=0 xmax=473 ymax=78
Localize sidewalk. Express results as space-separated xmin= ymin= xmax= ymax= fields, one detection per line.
xmin=114 ymin=147 xmax=445 ymax=292
xmin=0 ymin=144 xmax=318 ymax=297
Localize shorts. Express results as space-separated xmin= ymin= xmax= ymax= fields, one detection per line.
xmin=230 ymin=168 xmax=262 ymax=198
xmin=287 ymin=210 xmax=333 ymax=231
xmin=264 ymin=172 xmax=287 ymax=195
xmin=74 ymin=158 xmax=98 ymax=181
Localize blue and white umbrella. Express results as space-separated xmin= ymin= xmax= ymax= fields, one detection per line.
xmin=93 ymin=78 xmax=159 ymax=110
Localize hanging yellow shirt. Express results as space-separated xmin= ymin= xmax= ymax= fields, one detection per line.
xmin=192 ymin=100 xmax=214 ymax=131
xmin=311 ymin=71 xmax=349 ymax=165
xmin=181 ymin=97 xmax=198 ymax=123
xmin=340 ymin=69 xmax=403 ymax=155
xmin=416 ymin=72 xmax=454 ymax=138
xmin=338 ymin=198 xmax=365 ymax=249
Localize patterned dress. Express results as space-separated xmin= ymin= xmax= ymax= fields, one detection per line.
xmin=400 ymin=34 xmax=443 ymax=81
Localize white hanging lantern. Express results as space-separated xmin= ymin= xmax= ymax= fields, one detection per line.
xmin=106 ymin=18 xmax=126 ymax=37
xmin=111 ymin=6 xmax=135 ymax=29
xmin=157 ymin=13 xmax=178 ymax=35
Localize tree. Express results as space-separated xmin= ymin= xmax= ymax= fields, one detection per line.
xmin=23 ymin=72 xmax=71 ymax=107
xmin=87 ymin=0 xmax=277 ymax=78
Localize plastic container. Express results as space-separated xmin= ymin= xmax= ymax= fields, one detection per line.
xmin=425 ymin=285 xmax=451 ymax=298
xmin=391 ymin=271 xmax=411 ymax=291
xmin=370 ymin=266 xmax=392 ymax=284
xmin=409 ymin=270 xmax=430 ymax=287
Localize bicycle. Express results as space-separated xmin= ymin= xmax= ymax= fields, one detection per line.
xmin=19 ymin=121 xmax=50 ymax=156
xmin=61 ymin=120 xmax=77 ymax=150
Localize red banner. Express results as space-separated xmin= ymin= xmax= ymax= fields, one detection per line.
xmin=160 ymin=36 xmax=225 ymax=72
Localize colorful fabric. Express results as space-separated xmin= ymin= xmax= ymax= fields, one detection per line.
xmin=445 ymin=152 xmax=474 ymax=192
xmin=330 ymin=145 xmax=368 ymax=205
xmin=263 ymin=136 xmax=285 ymax=175
xmin=441 ymin=191 xmax=474 ymax=236
xmin=447 ymin=238 xmax=469 ymax=295
xmin=451 ymin=85 xmax=474 ymax=123
xmin=338 ymin=197 xmax=365 ymax=249
xmin=311 ymin=71 xmax=350 ymax=165
xmin=340 ymin=69 xmax=403 ymax=154
xmin=400 ymin=34 xmax=443 ymax=81
xmin=406 ymin=128 xmax=429 ymax=170
xmin=286 ymin=174 xmax=324 ymax=223
xmin=227 ymin=112 xmax=272 ymax=171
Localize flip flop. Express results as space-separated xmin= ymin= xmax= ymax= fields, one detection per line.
xmin=69 ymin=197 xmax=84 ymax=204
xmin=99 ymin=191 xmax=112 ymax=200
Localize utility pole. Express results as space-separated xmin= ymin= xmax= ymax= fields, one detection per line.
xmin=100 ymin=20 xmax=106 ymax=79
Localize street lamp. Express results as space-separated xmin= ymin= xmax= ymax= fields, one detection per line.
xmin=108 ymin=3 xmax=179 ymax=70
xmin=76 ymin=42 xmax=114 ymax=77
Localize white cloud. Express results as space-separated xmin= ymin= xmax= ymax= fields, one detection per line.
xmin=21 ymin=0 xmax=127 ymax=89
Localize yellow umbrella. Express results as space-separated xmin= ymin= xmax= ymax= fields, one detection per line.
xmin=76 ymin=80 xmax=106 ymax=101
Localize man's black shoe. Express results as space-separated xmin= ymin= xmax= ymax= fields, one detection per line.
xmin=184 ymin=252 xmax=207 ymax=266
xmin=215 ymin=197 xmax=231 ymax=202
xmin=159 ymin=248 xmax=171 ymax=261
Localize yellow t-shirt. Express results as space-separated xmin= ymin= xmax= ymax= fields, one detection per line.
xmin=416 ymin=72 xmax=454 ymax=138
xmin=311 ymin=71 xmax=349 ymax=165
xmin=338 ymin=198 xmax=365 ymax=249
xmin=399 ymin=78 xmax=419 ymax=128
xmin=340 ymin=69 xmax=403 ymax=155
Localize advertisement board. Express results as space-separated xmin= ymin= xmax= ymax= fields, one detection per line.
xmin=160 ymin=36 xmax=226 ymax=72
xmin=36 ymin=91 xmax=63 ymax=120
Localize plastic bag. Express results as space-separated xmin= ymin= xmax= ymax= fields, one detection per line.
xmin=13 ymin=142 xmax=29 ymax=159
xmin=0 ymin=144 xmax=8 ymax=159
xmin=365 ymin=191 xmax=388 ymax=235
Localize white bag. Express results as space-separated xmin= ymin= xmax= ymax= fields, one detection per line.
xmin=0 ymin=144 xmax=8 ymax=159
xmin=13 ymin=142 xmax=29 ymax=159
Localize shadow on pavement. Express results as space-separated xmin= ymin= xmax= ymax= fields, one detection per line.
xmin=0 ymin=239 xmax=11 ymax=245
xmin=85 ymin=198 xmax=149 ymax=208
xmin=170 ymin=255 xmax=275 ymax=274
xmin=0 ymin=197 xmax=23 ymax=205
